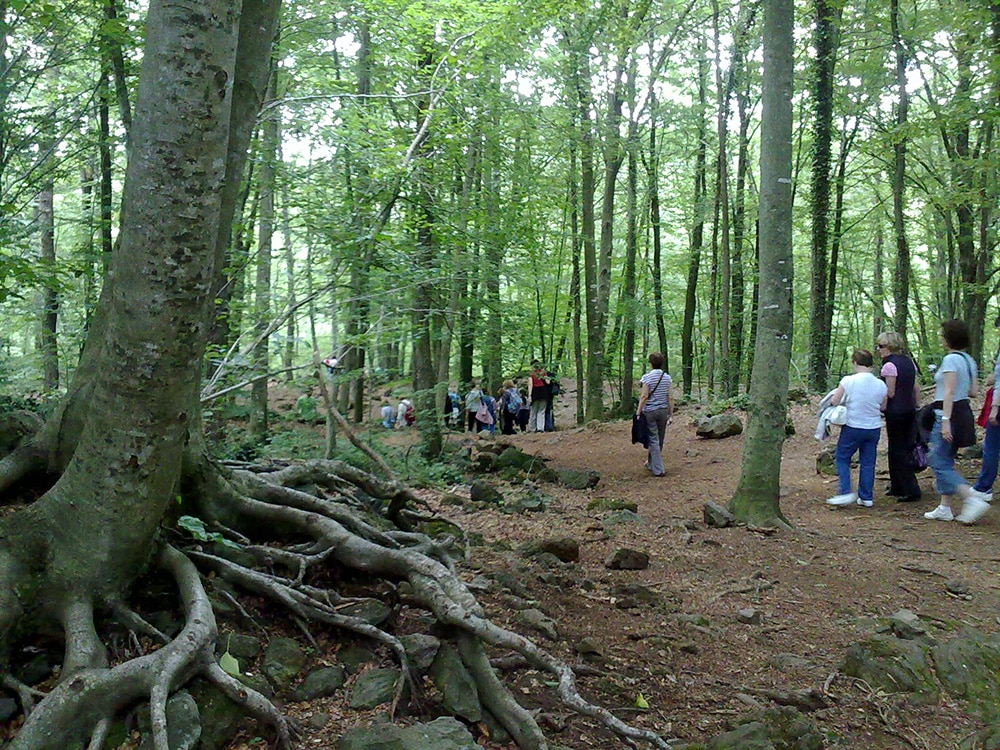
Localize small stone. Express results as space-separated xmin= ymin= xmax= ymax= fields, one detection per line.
xmin=736 ymin=607 xmax=761 ymax=625
xmin=604 ymin=548 xmax=649 ymax=570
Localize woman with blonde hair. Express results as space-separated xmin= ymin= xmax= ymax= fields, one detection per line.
xmin=876 ymin=331 xmax=921 ymax=502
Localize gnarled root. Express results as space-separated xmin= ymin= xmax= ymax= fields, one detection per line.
xmin=9 ymin=545 xmax=290 ymax=750
xmin=188 ymin=461 xmax=673 ymax=749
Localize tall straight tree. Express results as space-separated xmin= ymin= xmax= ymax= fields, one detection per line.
xmin=889 ymin=0 xmax=910 ymax=339
xmin=808 ymin=0 xmax=841 ymax=391
xmin=730 ymin=0 xmax=794 ymax=526
xmin=682 ymin=33 xmax=710 ymax=396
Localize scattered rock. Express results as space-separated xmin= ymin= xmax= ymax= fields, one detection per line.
xmin=348 ymin=668 xmax=401 ymax=710
xmin=337 ymin=644 xmax=375 ymax=674
xmin=292 ymin=666 xmax=347 ymax=701
xmin=887 ymin=609 xmax=927 ymax=639
xmin=558 ymin=468 xmax=601 ymax=490
xmin=306 ymin=712 xmax=331 ymax=730
xmin=138 ymin=691 xmax=200 ymax=750
xmin=841 ymin=635 xmax=938 ymax=704
xmin=587 ymin=497 xmax=639 ymax=513
xmin=605 ymin=548 xmax=650 ymax=570
xmin=0 ymin=696 xmax=17 ymax=722
xmin=494 ymin=446 xmax=539 ymax=470
xmin=261 ymin=636 xmax=306 ymax=692
xmin=338 ymin=598 xmax=392 ymax=626
xmin=695 ymin=412 xmax=743 ymax=439
xmin=400 ymin=633 xmax=441 ymax=674
xmin=517 ymin=608 xmax=559 ymax=641
xmin=217 ymin=632 xmax=261 ymax=661
xmin=933 ymin=628 xmax=1000 ymax=717
xmin=946 ymin=579 xmax=972 ymax=598
xmin=337 ymin=716 xmax=479 ymax=750
xmin=429 ymin=644 xmax=483 ymax=722
xmin=469 ymin=480 xmax=504 ymax=505
xmin=574 ymin=637 xmax=605 ymax=656
xmin=703 ymin=501 xmax=735 ymax=528
xmin=815 ymin=445 xmax=836 ymax=476
xmin=736 ymin=608 xmax=760 ymax=625
xmin=536 ymin=537 xmax=580 ymax=562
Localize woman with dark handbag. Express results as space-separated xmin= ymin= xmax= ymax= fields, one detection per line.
xmin=635 ymin=352 xmax=673 ymax=477
xmin=922 ymin=319 xmax=989 ymax=523
xmin=876 ymin=332 xmax=921 ymax=502
xmin=967 ymin=315 xmax=1000 ymax=523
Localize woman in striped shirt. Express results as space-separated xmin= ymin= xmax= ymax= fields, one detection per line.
xmin=636 ymin=352 xmax=673 ymax=477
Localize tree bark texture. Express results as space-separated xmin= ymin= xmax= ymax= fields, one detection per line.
xmin=729 ymin=0 xmax=793 ymax=527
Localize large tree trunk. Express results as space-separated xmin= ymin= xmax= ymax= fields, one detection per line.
xmin=729 ymin=0 xmax=793 ymax=527
xmin=0 ymin=0 xmax=281 ymax=742
xmin=808 ymin=0 xmax=840 ymax=391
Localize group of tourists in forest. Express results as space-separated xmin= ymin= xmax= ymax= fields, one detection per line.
xmin=456 ymin=360 xmax=559 ymax=436
xmin=822 ymin=317 xmax=998 ymax=526
xmin=378 ymin=359 xmax=561 ymax=436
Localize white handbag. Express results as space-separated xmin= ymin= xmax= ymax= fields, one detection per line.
xmin=828 ymin=388 xmax=849 ymax=426
xmin=828 ymin=404 xmax=848 ymax=426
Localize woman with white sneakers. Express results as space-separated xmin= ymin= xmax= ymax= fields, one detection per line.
xmin=922 ymin=319 xmax=989 ymax=523
xmin=826 ymin=349 xmax=887 ymax=508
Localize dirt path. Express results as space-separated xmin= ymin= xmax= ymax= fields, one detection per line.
xmin=442 ymin=395 xmax=1000 ymax=748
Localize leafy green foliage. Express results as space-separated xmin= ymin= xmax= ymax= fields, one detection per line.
xmin=176 ymin=516 xmax=242 ymax=551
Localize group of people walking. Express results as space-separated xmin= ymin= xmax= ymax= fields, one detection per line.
xmin=826 ymin=318 xmax=996 ymax=525
xmin=455 ymin=360 xmax=559 ymax=436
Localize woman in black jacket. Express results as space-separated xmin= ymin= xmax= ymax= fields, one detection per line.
xmin=876 ymin=331 xmax=921 ymax=502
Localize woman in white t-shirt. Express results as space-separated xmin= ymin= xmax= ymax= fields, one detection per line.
xmin=827 ymin=349 xmax=888 ymax=508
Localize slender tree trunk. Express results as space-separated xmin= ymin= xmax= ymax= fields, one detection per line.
xmin=730 ymin=0 xmax=794 ymax=526
xmin=808 ymin=0 xmax=840 ymax=390
xmin=38 ymin=178 xmax=59 ymax=390
xmin=621 ymin=119 xmax=638 ymax=415
xmin=412 ymin=41 xmax=442 ymax=457
xmin=890 ymin=0 xmax=910 ymax=340
xmin=250 ymin=64 xmax=279 ymax=440
xmin=683 ymin=35 xmax=709 ymax=396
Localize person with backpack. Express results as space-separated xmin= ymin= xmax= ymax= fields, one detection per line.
xmin=876 ymin=331 xmax=921 ymax=503
xmin=444 ymin=384 xmax=461 ymax=429
xmin=396 ymin=397 xmax=415 ymax=428
xmin=465 ymin=380 xmax=484 ymax=432
xmin=500 ymin=379 xmax=522 ymax=435
xmin=516 ymin=387 xmax=530 ymax=432
xmin=527 ymin=360 xmax=551 ymax=433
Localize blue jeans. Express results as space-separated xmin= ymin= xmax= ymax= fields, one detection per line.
xmin=644 ymin=408 xmax=669 ymax=475
xmin=974 ymin=419 xmax=1000 ymax=493
xmin=928 ymin=413 xmax=967 ymax=495
xmin=835 ymin=425 xmax=881 ymax=501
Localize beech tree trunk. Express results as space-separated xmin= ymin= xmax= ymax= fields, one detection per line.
xmin=0 ymin=0 xmax=281 ymax=736
xmin=729 ymin=0 xmax=793 ymax=527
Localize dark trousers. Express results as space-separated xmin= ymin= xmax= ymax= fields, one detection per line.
xmin=500 ymin=411 xmax=516 ymax=435
xmin=886 ymin=410 xmax=921 ymax=498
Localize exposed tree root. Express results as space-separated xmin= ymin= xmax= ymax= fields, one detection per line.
xmin=180 ymin=459 xmax=674 ymax=749
xmin=4 ymin=442 xmax=669 ymax=749
xmin=9 ymin=545 xmax=290 ymax=750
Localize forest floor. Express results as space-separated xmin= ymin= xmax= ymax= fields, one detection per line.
xmin=248 ymin=380 xmax=1000 ymax=750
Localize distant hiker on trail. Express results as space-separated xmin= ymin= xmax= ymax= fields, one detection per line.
xmin=380 ymin=398 xmax=395 ymax=429
xmin=528 ymin=360 xmax=551 ymax=433
xmin=444 ymin=384 xmax=461 ymax=429
xmin=516 ymin=388 xmax=530 ymax=432
xmin=636 ymin=351 xmax=672 ymax=477
xmin=465 ymin=380 xmax=484 ymax=432
xmin=396 ymin=397 xmax=414 ymax=428
xmin=500 ymin=379 xmax=522 ymax=435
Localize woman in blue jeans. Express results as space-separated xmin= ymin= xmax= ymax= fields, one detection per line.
xmin=922 ymin=318 xmax=988 ymax=523
xmin=966 ymin=315 xmax=1000 ymax=523
xmin=827 ymin=349 xmax=887 ymax=508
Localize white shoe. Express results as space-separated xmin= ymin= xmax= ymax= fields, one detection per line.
xmin=923 ymin=505 xmax=954 ymax=521
xmin=968 ymin=488 xmax=994 ymax=504
xmin=826 ymin=492 xmax=857 ymax=506
xmin=957 ymin=496 xmax=991 ymax=525
xmin=856 ymin=497 xmax=874 ymax=508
